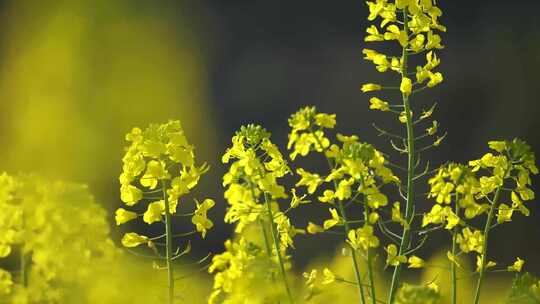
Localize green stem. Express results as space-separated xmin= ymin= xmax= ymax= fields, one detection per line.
xmin=451 ymin=195 xmax=460 ymax=304
xmin=473 ymin=186 xmax=503 ymax=304
xmin=20 ymin=247 xmax=27 ymax=287
xmin=161 ymin=180 xmax=175 ymax=304
xmin=310 ymin=125 xmax=367 ymax=304
xmin=363 ymin=204 xmax=377 ymax=304
xmin=337 ymin=199 xmax=367 ymax=304
xmin=388 ymin=8 xmax=415 ymax=304
xmin=263 ymin=193 xmax=295 ymax=304
xmin=20 ymin=213 xmax=27 ymax=287
xmin=259 ymin=219 xmax=273 ymax=259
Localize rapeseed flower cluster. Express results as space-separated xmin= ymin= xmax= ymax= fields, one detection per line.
xmin=212 ymin=124 xmax=298 ymax=303
xmin=359 ymin=1 xmax=448 ymax=302
xmin=117 ymin=120 xmax=214 ymax=304
xmin=362 ymin=0 xmax=445 ymax=97
xmin=118 ymin=120 xmax=214 ymax=242
xmin=0 ymin=173 xmax=117 ymax=303
xmin=424 ymin=139 xmax=537 ymax=303
xmin=287 ymin=107 xmax=428 ymax=301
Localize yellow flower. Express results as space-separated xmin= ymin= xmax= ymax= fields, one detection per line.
xmin=143 ymin=200 xmax=165 ymax=224
xmin=408 ymin=256 xmax=425 ymax=268
xmin=296 ymin=168 xmax=323 ymax=194
xmin=392 ymin=202 xmax=409 ymax=227
xmin=314 ymin=113 xmax=336 ymax=129
xmin=192 ymin=199 xmax=215 ymax=238
xmin=361 ymin=83 xmax=382 ymax=93
xmin=318 ymin=189 xmax=335 ymax=204
xmin=457 ymin=228 xmax=484 ymax=253
xmin=335 ymin=178 xmax=354 ymax=200
xmin=426 ymin=31 xmax=443 ymax=50
xmin=323 ymin=208 xmax=341 ymax=230
xmin=396 ymin=0 xmax=413 ymax=9
xmin=290 ymin=189 xmax=310 ymax=208
xmin=369 ymin=97 xmax=390 ymax=111
xmin=427 ymin=72 xmax=443 ymax=87
xmin=0 ymin=269 xmax=13 ymax=295
xmin=476 ymin=254 xmax=497 ymax=273
xmin=347 ymin=225 xmax=379 ymax=251
xmin=422 ymin=204 xmax=444 ymax=227
xmin=386 ymin=244 xmax=407 ymax=266
xmin=447 ymin=251 xmax=462 ymax=269
xmin=496 ymin=203 xmax=514 ymax=224
xmin=511 ymin=191 xmax=530 ymax=216
xmin=307 ymin=222 xmax=325 ymax=234
xmin=444 ymin=209 xmax=460 ymax=230
xmin=321 ymin=268 xmax=336 ymax=285
xmin=420 ymin=104 xmax=436 ymax=120
xmin=507 ymin=257 xmax=525 ymax=272
xmin=400 ymin=77 xmax=412 ymax=96
xmin=337 ymin=133 xmax=359 ymax=143
xmin=430 ymin=181 xmax=454 ymax=204
xmin=427 ymin=120 xmax=438 ymax=135
xmin=488 ymin=141 xmax=507 ymax=152
xmin=115 ymin=208 xmax=138 ymax=225
xmin=288 ymin=106 xmax=315 ymax=132
xmin=120 ymin=184 xmax=143 ymax=206
xmin=479 ymin=176 xmax=503 ymax=195
xmin=409 ymin=34 xmax=425 ymax=52
xmin=384 ymin=25 xmax=408 ymax=47
xmin=365 ymin=25 xmax=384 ymax=42
xmin=363 ymin=48 xmax=393 ymax=72
xmin=258 ymin=173 xmax=288 ymax=199
xmin=366 ymin=0 xmax=385 ymax=21
xmin=125 ymin=127 xmax=143 ymax=142
xmin=368 ymin=212 xmax=380 ymax=224
xmin=167 ymin=144 xmax=194 ymax=165
xmin=0 ymin=244 xmax=11 ymax=258
xmin=121 ymin=232 xmax=149 ymax=248
xmin=399 ymin=111 xmax=408 ymax=123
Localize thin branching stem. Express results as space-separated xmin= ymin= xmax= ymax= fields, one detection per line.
xmin=473 ymin=183 xmax=504 ymax=304
xmin=161 ymin=180 xmax=175 ymax=304
xmin=363 ymin=202 xmax=377 ymax=304
xmin=309 ymin=125 xmax=367 ymax=304
xmin=338 ymin=198 xmax=367 ymax=304
xmin=20 ymin=248 xmax=27 ymax=287
xmin=451 ymin=194 xmax=460 ymax=304
xmin=248 ymin=179 xmax=274 ymax=261
xmin=403 ymin=235 xmax=428 ymax=256
xmin=387 ymin=8 xmax=416 ymax=304
xmin=263 ymin=193 xmax=295 ymax=303
xmin=372 ymin=123 xmax=405 ymax=140
xmin=259 ymin=218 xmax=273 ymax=259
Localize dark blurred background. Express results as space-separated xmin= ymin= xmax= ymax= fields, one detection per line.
xmin=0 ymin=0 xmax=539 ymax=273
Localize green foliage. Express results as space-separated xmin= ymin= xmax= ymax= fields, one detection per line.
xmin=395 ymin=283 xmax=441 ymax=304
xmin=506 ymin=273 xmax=540 ymax=304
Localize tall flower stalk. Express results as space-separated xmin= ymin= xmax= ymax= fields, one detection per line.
xmin=360 ymin=1 xmax=446 ymax=302
xmin=450 ymin=194 xmax=460 ymax=304
xmin=264 ymin=193 xmax=295 ymax=302
xmin=288 ymin=107 xmax=399 ymax=304
xmin=216 ymin=124 xmax=298 ymax=303
xmin=423 ymin=140 xmax=537 ymax=304
xmin=116 ymin=121 xmax=215 ymax=304
xmin=468 ymin=140 xmax=538 ymax=303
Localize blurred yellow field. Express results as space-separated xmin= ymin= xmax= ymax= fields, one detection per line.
xmin=0 ymin=0 xmax=539 ymax=303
